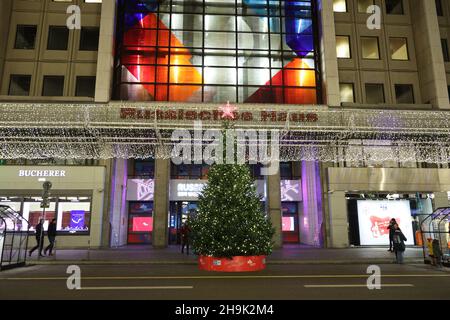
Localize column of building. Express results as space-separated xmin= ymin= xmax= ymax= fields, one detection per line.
xmin=411 ymin=0 xmax=449 ymax=109
xmin=327 ymin=191 xmax=349 ymax=248
xmin=265 ymin=161 xmax=283 ymax=248
xmin=300 ymin=161 xmax=325 ymax=247
xmin=152 ymin=155 xmax=171 ymax=248
xmin=95 ymin=0 xmax=116 ymax=103
xmin=317 ymin=0 xmax=341 ymax=107
xmin=0 ymin=0 xmax=12 ymax=92
xmin=97 ymin=1 xmax=118 ymax=247
xmin=107 ymin=159 xmax=128 ymax=247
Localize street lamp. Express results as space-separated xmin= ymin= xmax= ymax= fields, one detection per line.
xmin=38 ymin=181 xmax=52 ymax=260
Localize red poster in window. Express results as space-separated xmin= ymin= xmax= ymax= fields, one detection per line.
xmin=132 ymin=217 xmax=153 ymax=232
xmin=282 ymin=217 xmax=295 ymax=232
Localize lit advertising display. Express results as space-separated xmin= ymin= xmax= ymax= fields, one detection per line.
xmin=282 ymin=217 xmax=295 ymax=232
xmin=69 ymin=211 xmax=85 ymax=230
xmin=132 ymin=217 xmax=153 ymax=232
xmin=118 ymin=0 xmax=319 ymax=104
xmin=357 ymin=200 xmax=414 ymax=246
xmin=127 ymin=179 xmax=154 ymax=201
xmin=280 ymin=180 xmax=301 ymax=202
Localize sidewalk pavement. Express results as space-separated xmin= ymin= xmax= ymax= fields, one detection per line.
xmin=26 ymin=245 xmax=426 ymax=265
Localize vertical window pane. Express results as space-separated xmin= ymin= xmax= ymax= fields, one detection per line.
xmin=365 ymin=83 xmax=385 ymax=104
xmin=75 ymin=76 xmax=96 ymax=97
xmin=361 ymin=37 xmax=380 ymax=59
xmin=436 ymin=0 xmax=444 ymax=16
xmin=358 ymin=0 xmax=374 ymax=13
xmin=390 ymin=37 xmax=409 ymax=60
xmin=395 ymin=84 xmax=414 ymax=103
xmin=386 ymin=0 xmax=404 ymax=15
xmin=238 ymin=68 xmax=271 ymax=86
xmin=333 ymin=0 xmax=347 ymax=12
xmin=340 ymin=83 xmax=355 ymax=103
xmin=42 ymin=76 xmax=64 ymax=96
xmin=14 ymin=25 xmax=37 ymax=49
xmin=9 ymin=75 xmax=31 ymax=96
xmin=80 ymin=27 xmax=99 ymax=51
xmin=436 ymin=0 xmax=444 ymax=17
xmin=47 ymin=26 xmax=69 ymax=50
xmin=442 ymin=39 xmax=450 ymax=62
xmin=336 ymin=36 xmax=351 ymax=58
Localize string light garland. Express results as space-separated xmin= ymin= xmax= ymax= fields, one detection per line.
xmin=1 ymin=102 xmax=450 ymax=163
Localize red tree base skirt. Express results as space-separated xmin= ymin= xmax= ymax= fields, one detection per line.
xmin=198 ymin=255 xmax=266 ymax=272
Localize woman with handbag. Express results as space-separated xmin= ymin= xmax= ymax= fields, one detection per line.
xmin=392 ymin=224 xmax=407 ymax=264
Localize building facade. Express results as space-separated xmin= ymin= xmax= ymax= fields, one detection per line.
xmin=0 ymin=0 xmax=449 ymax=251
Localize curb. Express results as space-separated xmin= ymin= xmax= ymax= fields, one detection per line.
xmin=26 ymin=259 xmax=424 ymax=266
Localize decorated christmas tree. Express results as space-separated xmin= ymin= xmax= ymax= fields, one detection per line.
xmin=190 ymin=163 xmax=275 ymax=258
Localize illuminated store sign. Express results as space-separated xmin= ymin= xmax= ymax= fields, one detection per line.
xmin=18 ymin=169 xmax=66 ymax=177
xmin=128 ymin=179 xmax=302 ymax=201
xmin=120 ymin=108 xmax=319 ymax=123
xmin=176 ymin=183 xmax=205 ymax=198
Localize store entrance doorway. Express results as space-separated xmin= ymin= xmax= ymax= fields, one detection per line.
xmin=168 ymin=201 xmax=198 ymax=245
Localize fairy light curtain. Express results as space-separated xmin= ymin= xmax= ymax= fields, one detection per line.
xmin=1 ymin=102 xmax=450 ymax=163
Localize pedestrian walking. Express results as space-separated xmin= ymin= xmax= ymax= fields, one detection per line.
xmin=392 ymin=223 xmax=407 ymax=264
xmin=180 ymin=221 xmax=191 ymax=255
xmin=387 ymin=218 xmax=397 ymax=252
xmin=29 ymin=219 xmax=44 ymax=257
xmin=44 ymin=218 xmax=57 ymax=256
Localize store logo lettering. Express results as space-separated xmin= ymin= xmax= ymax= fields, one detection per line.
xmin=177 ymin=183 xmax=204 ymax=197
xmin=18 ymin=170 xmax=66 ymax=177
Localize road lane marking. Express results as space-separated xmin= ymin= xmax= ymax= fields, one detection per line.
xmin=304 ymin=284 xmax=414 ymax=288
xmin=80 ymin=286 xmax=194 ymax=290
xmin=2 ymin=274 xmax=450 ymax=281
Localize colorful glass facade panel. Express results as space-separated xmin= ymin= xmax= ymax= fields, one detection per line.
xmin=116 ymin=0 xmax=320 ymax=104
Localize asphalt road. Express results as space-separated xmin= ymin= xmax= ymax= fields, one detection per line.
xmin=0 ymin=263 xmax=449 ymax=300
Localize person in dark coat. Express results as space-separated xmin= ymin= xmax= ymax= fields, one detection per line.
xmin=387 ymin=218 xmax=397 ymax=252
xmin=29 ymin=219 xmax=44 ymax=257
xmin=180 ymin=222 xmax=191 ymax=255
xmin=44 ymin=219 xmax=57 ymax=256
xmin=392 ymin=223 xmax=407 ymax=264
